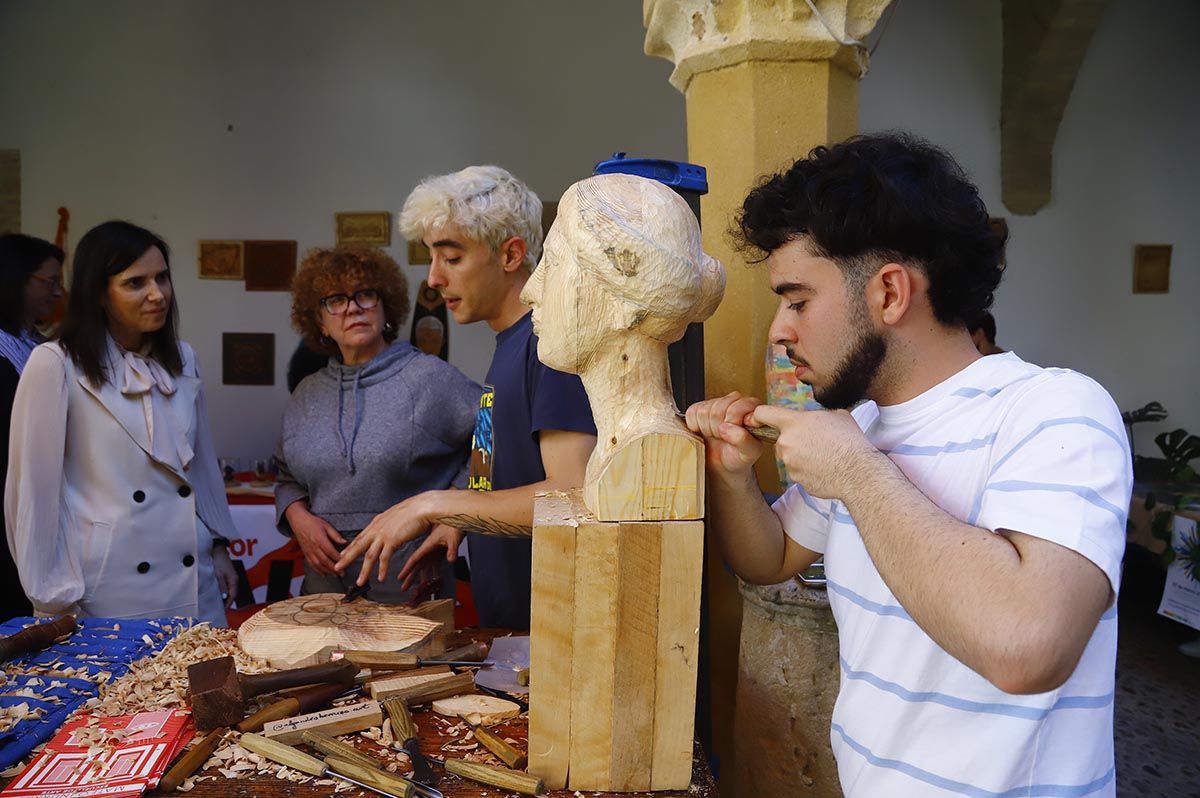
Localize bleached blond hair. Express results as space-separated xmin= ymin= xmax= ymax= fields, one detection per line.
xmin=399 ymin=165 xmax=543 ymax=271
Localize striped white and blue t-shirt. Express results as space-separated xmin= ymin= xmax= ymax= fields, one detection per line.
xmin=773 ymin=352 xmax=1131 ymax=798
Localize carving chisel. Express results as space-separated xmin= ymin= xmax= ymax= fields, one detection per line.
xmin=383 ymin=697 xmax=440 ymax=786
xmin=426 ymin=754 xmax=544 ymax=796
xmin=301 ymin=731 xmax=445 ymax=798
xmin=240 ymin=733 xmax=417 ymax=798
xmin=674 ymin=411 xmax=780 ymax=443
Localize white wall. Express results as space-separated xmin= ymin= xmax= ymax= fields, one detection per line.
xmin=860 ymin=0 xmax=1200 ymax=458
xmin=4 ymin=0 xmax=1196 ymax=462
xmin=0 ymin=0 xmax=685 ymax=460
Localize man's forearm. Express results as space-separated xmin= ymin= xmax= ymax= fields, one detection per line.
xmin=839 ymin=452 xmax=1081 ymax=689
xmin=707 ymin=467 xmax=793 ymax=584
xmin=424 ymin=484 xmax=553 ymax=538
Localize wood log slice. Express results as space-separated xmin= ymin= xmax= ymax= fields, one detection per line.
xmin=237 ymin=593 xmax=442 ymax=668
xmin=431 ymin=694 xmax=522 ymax=725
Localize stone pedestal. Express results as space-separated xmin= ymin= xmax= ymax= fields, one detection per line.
xmin=734 ymin=579 xmax=841 ymax=798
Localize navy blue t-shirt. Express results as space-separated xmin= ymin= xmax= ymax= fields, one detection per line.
xmin=466 ymin=311 xmax=595 ymax=628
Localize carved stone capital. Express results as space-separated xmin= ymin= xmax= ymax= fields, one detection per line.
xmin=644 ymin=0 xmax=893 ymax=92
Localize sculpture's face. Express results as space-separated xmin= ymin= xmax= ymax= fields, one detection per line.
xmin=522 ymin=201 xmax=598 ymax=374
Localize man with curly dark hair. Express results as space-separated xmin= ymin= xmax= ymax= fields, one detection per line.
xmin=686 ymin=134 xmax=1129 ymax=797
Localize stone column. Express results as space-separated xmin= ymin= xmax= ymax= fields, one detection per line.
xmin=736 ymin=580 xmax=841 ymax=797
xmin=643 ymin=3 xmax=891 ymax=794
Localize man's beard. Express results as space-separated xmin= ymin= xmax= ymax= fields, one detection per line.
xmin=794 ymin=326 xmax=887 ymax=411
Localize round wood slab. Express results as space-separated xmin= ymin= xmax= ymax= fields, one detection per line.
xmin=238 ymin=594 xmax=442 ymax=668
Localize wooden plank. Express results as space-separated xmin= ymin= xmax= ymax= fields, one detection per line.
xmin=527 ymin=492 xmax=578 ymax=790
xmin=567 ymin=518 xmax=619 ymax=790
xmin=367 ymin=666 xmax=451 ymax=700
xmin=651 ymin=520 xmax=704 ymax=790
xmin=262 ymin=700 xmax=382 ymax=745
xmin=608 ymin=522 xmax=661 ymax=791
xmin=586 ymin=433 xmax=704 ymax=522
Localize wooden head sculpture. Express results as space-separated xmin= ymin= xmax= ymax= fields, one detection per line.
xmin=521 ymin=173 xmax=725 ymax=520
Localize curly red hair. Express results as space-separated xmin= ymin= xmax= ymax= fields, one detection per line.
xmin=290 ymin=247 xmax=409 ymax=356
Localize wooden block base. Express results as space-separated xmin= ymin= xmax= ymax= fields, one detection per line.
xmin=528 ymin=490 xmax=703 ymax=792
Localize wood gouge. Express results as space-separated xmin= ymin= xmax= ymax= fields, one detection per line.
xmin=383 ymin=696 xmax=440 ymax=786
xmin=675 ymin=411 xmax=779 ymax=443
xmin=301 ymin=731 xmax=445 ymax=798
xmin=240 ymin=733 xmax=420 ymax=798
xmin=427 ymin=754 xmax=544 ymax=796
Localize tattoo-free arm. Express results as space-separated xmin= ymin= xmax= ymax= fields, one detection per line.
xmin=842 ymin=452 xmax=1112 ymax=694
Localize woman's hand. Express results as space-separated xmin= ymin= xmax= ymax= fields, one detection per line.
xmin=285 ymin=502 xmax=348 ymax=576
xmin=211 ymin=545 xmax=238 ymax=607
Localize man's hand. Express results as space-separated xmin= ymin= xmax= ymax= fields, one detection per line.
xmin=398 ymin=524 xmax=464 ymax=590
xmin=685 ymin=392 xmax=766 ymax=474
xmin=285 ymin=503 xmax=348 ymax=576
xmin=211 ymin=545 xmax=238 ymax=607
xmin=336 ymin=492 xmax=442 ymax=585
xmin=752 ymin=404 xmax=881 ymax=500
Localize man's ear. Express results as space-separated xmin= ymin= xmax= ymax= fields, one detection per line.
xmin=871 ymin=262 xmax=913 ymax=326
xmin=499 ymin=236 xmax=528 ymax=274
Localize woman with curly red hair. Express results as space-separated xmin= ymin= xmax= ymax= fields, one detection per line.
xmin=275 ymin=247 xmax=479 ymax=602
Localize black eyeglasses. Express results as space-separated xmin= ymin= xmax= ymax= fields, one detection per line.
xmin=29 ymin=273 xmax=65 ymax=292
xmin=320 ymin=288 xmax=381 ymax=315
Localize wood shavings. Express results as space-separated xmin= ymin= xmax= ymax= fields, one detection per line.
xmin=0 ymin=701 xmax=44 ymax=732
xmin=380 ymin=717 xmax=393 ymax=746
xmin=90 ymin=623 xmax=269 ymax=718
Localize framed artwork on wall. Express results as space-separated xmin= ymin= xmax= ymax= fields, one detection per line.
xmin=0 ymin=149 xmax=19 ymax=235
xmin=222 ymin=332 xmax=275 ymax=386
xmin=407 ymin=239 xmax=432 ymax=265
xmin=244 ymin=239 xmax=297 ymax=291
xmin=1133 ymin=244 xmax=1171 ymax=293
xmin=198 ymin=240 xmax=244 ymax=280
xmin=336 ymin=211 xmax=391 ymax=246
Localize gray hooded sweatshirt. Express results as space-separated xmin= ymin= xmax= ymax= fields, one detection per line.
xmin=275 ymin=341 xmax=480 ymax=533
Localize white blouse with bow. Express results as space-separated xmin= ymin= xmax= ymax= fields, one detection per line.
xmin=4 ymin=337 xmax=238 ymax=624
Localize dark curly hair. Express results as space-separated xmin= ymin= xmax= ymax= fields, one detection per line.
xmin=733 ymin=133 xmax=1006 ymax=327
xmin=290 ymin=247 xmax=410 ymax=357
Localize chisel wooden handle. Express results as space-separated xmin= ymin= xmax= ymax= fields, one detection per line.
xmin=301 ymin=730 xmax=384 ymax=771
xmin=440 ymin=641 xmax=489 ymax=663
xmin=382 ymin=697 xmax=418 ymax=742
xmin=240 ymin=661 xmax=358 ymax=699
xmin=441 ymin=757 xmax=544 ymax=795
xmin=325 ymin=756 xmax=415 ymax=798
xmin=236 ymin=698 xmax=299 ymax=733
xmin=240 ymin=733 xmax=326 ymax=777
xmin=0 ymin=615 xmax=77 ymax=662
xmin=747 ymin=425 xmax=780 ymax=443
xmin=238 ymin=681 xmax=353 ymax=732
xmin=470 ymin=723 xmax=527 ymax=770
xmin=390 ymin=671 xmax=475 ymax=706
xmin=341 ymin=651 xmax=420 ymax=670
xmin=158 ymin=727 xmax=224 ymax=792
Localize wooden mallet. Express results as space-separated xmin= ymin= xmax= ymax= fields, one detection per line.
xmin=186 ymin=656 xmax=357 ymax=731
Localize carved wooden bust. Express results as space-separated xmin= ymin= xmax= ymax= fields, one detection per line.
xmin=521 ymin=173 xmax=725 ymax=521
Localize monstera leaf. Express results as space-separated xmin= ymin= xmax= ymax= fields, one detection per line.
xmin=1154 ymin=428 xmax=1200 ymax=481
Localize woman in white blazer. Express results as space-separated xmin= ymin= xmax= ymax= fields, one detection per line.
xmin=4 ymin=221 xmax=238 ymax=625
